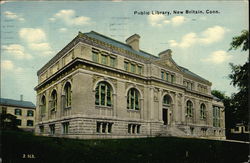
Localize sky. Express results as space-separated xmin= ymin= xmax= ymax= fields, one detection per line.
xmin=0 ymin=1 xmax=249 ymax=104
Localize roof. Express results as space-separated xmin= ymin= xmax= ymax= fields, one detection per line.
xmin=178 ymin=66 xmax=209 ymax=82
xmin=37 ymin=30 xmax=209 ymax=83
xmin=84 ymin=31 xmax=158 ymax=59
xmin=84 ymin=31 xmax=209 ymax=83
xmin=0 ymin=98 xmax=36 ymax=109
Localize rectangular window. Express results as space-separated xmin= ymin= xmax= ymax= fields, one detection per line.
xmin=15 ymin=109 xmax=22 ymax=115
xmin=166 ymin=73 xmax=169 ymax=81
xmin=92 ymin=51 xmax=99 ymax=62
xmin=96 ymin=122 xmax=101 ymax=133
xmin=138 ymin=66 xmax=142 ymax=75
xmin=27 ymin=110 xmax=34 ymax=116
xmin=62 ymin=122 xmax=69 ymax=134
xmin=100 ymin=85 xmax=106 ymax=106
xmin=161 ymin=72 xmax=165 ymax=80
xmin=39 ymin=125 xmax=44 ymax=133
xmin=1 ymin=107 xmax=7 ymax=114
xmin=171 ymin=75 xmax=174 ymax=83
xmin=17 ymin=119 xmax=22 ymax=126
xmin=131 ymin=64 xmax=135 ymax=73
xmin=27 ymin=120 xmax=33 ymax=126
xmin=137 ymin=125 xmax=140 ymax=134
xmin=101 ymin=55 xmax=107 ymax=65
xmin=102 ymin=123 xmax=107 ymax=133
xmin=49 ymin=124 xmax=55 ymax=135
xmin=124 ymin=62 xmax=129 ymax=71
xmin=128 ymin=124 xmax=132 ymax=134
xmin=108 ymin=123 xmax=112 ymax=133
xmin=110 ymin=57 xmax=116 ymax=67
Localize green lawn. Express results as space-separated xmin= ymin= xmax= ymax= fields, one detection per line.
xmin=1 ymin=130 xmax=249 ymax=163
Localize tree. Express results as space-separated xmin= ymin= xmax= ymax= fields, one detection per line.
xmin=0 ymin=113 xmax=19 ymax=130
xmin=228 ymin=30 xmax=249 ymax=127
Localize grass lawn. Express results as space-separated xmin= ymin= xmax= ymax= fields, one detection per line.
xmin=1 ymin=130 xmax=249 ymax=163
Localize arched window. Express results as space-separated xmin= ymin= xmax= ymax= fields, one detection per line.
xmin=95 ymin=81 xmax=112 ymax=107
xmin=200 ymin=103 xmax=206 ymax=119
xmin=41 ymin=95 xmax=46 ymax=115
xmin=64 ymin=82 xmax=72 ymax=108
xmin=163 ymin=95 xmax=171 ymax=106
xmin=186 ymin=100 xmax=193 ymax=117
xmin=51 ymin=90 xmax=57 ymax=112
xmin=127 ymin=88 xmax=140 ymax=110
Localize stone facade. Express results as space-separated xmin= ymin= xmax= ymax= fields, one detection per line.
xmin=35 ymin=31 xmax=225 ymax=139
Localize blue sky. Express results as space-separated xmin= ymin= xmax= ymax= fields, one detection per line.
xmin=0 ymin=1 xmax=248 ymax=104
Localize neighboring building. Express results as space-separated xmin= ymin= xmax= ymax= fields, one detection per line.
xmin=0 ymin=96 xmax=36 ymax=131
xmin=35 ymin=31 xmax=225 ymax=139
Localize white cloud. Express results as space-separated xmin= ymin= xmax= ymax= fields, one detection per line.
xmin=59 ymin=28 xmax=67 ymax=32
xmin=171 ymin=16 xmax=185 ymax=26
xmin=148 ymin=15 xmax=185 ymax=27
xmin=4 ymin=11 xmax=25 ymax=21
xmin=29 ymin=43 xmax=51 ymax=51
xmin=50 ymin=9 xmax=91 ymax=26
xmin=18 ymin=28 xmax=53 ymax=57
xmin=168 ymin=26 xmax=228 ymax=48
xmin=202 ymin=50 xmax=232 ymax=64
xmin=200 ymin=26 xmax=227 ymax=44
xmin=19 ymin=28 xmax=46 ymax=43
xmin=1 ymin=60 xmax=23 ymax=73
xmin=2 ymin=44 xmax=32 ymax=59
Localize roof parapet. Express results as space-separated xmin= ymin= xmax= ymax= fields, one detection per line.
xmin=158 ymin=49 xmax=172 ymax=59
xmin=126 ymin=34 xmax=140 ymax=51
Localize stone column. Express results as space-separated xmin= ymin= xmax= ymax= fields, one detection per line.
xmin=173 ymin=93 xmax=178 ymax=124
xmin=149 ymin=87 xmax=154 ymax=120
xmin=181 ymin=94 xmax=185 ymax=123
xmin=158 ymin=89 xmax=162 ymax=121
xmin=56 ymin=84 xmax=62 ymax=119
xmin=112 ymin=93 xmax=117 ymax=117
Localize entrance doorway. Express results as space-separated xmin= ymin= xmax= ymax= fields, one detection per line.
xmin=163 ymin=108 xmax=168 ymax=125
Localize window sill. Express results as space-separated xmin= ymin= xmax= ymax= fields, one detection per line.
xmin=95 ymin=105 xmax=113 ymax=109
xmin=127 ymin=109 xmax=140 ymax=112
xmin=64 ymin=106 xmax=71 ymax=110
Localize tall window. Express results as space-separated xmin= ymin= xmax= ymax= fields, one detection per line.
xmin=15 ymin=109 xmax=22 ymax=116
xmin=213 ymin=106 xmax=220 ymax=127
xmin=110 ymin=57 xmax=116 ymax=67
xmin=92 ymin=51 xmax=99 ymax=62
xmin=171 ymin=75 xmax=175 ymax=83
xmin=166 ymin=73 xmax=169 ymax=81
xmin=161 ymin=72 xmax=165 ymax=80
xmin=64 ymin=82 xmax=72 ymax=108
xmin=138 ymin=66 xmax=142 ymax=75
xmin=101 ymin=55 xmax=107 ymax=65
xmin=200 ymin=104 xmax=206 ymax=119
xmin=62 ymin=122 xmax=69 ymax=134
xmin=130 ymin=64 xmax=135 ymax=73
xmin=186 ymin=100 xmax=193 ymax=117
xmin=27 ymin=110 xmax=34 ymax=116
xmin=124 ymin=62 xmax=129 ymax=71
xmin=51 ymin=90 xmax=57 ymax=112
xmin=49 ymin=124 xmax=55 ymax=135
xmin=41 ymin=95 xmax=46 ymax=115
xmin=127 ymin=88 xmax=140 ymax=110
xmin=95 ymin=82 xmax=112 ymax=107
xmin=163 ymin=95 xmax=171 ymax=106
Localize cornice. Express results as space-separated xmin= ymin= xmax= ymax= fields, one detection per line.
xmin=35 ymin=58 xmax=213 ymax=100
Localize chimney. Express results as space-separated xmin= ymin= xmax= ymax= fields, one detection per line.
xmin=126 ymin=34 xmax=140 ymax=51
xmin=20 ymin=95 xmax=23 ymax=101
xmin=158 ymin=49 xmax=172 ymax=59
